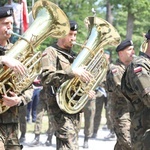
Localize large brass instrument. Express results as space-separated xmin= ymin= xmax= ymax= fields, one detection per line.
xmin=56 ymin=16 xmax=121 ymax=114
xmin=140 ymin=40 xmax=148 ymax=52
xmin=0 ymin=0 xmax=70 ymax=114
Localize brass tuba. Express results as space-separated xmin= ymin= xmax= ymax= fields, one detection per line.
xmin=56 ymin=16 xmax=121 ymax=114
xmin=0 ymin=0 xmax=70 ymax=114
xmin=140 ymin=40 xmax=148 ymax=52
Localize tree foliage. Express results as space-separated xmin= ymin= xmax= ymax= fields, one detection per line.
xmin=1 ymin=0 xmax=149 ymax=57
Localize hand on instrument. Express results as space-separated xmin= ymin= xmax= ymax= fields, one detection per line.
xmin=88 ymin=90 xmax=96 ymax=99
xmin=1 ymin=56 xmax=27 ymax=75
xmin=2 ymin=91 xmax=21 ymax=107
xmin=72 ymin=66 xmax=93 ymax=82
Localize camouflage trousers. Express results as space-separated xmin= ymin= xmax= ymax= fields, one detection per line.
xmin=83 ymin=93 xmax=105 ymax=137
xmin=93 ymin=94 xmax=105 ymax=134
xmin=0 ymin=123 xmax=23 ymax=150
xmin=19 ymin=105 xmax=27 ymax=136
xmin=113 ymin=117 xmax=131 ymax=150
xmin=83 ymin=99 xmax=95 ymax=137
xmin=130 ymin=121 xmax=150 ymax=150
xmin=105 ymin=98 xmax=114 ymax=132
xmin=34 ymin=98 xmax=54 ymax=136
xmin=49 ymin=111 xmax=81 ymax=150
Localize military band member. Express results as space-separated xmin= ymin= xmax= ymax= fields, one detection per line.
xmin=121 ymin=30 xmax=150 ymax=150
xmin=0 ymin=6 xmax=30 ymax=150
xmin=40 ymin=20 xmax=95 ymax=150
xmin=106 ymin=39 xmax=135 ymax=150
xmin=29 ymin=80 xmax=54 ymax=147
xmin=83 ymin=50 xmax=112 ymax=148
xmin=0 ymin=7 xmax=26 ymax=75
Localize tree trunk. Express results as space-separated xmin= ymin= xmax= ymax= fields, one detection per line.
xmin=106 ymin=0 xmax=113 ymax=24
xmin=126 ymin=12 xmax=134 ymax=39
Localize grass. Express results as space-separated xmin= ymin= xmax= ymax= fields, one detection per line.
xmin=27 ymin=114 xmax=49 ymax=134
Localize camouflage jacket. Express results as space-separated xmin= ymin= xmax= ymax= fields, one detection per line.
xmin=121 ymin=52 xmax=150 ymax=137
xmin=0 ymin=43 xmax=32 ymax=123
xmin=106 ymin=59 xmax=130 ymax=120
xmin=121 ymin=52 xmax=150 ymax=149
xmin=40 ymin=43 xmax=76 ymax=113
xmin=0 ymin=42 xmax=13 ymax=68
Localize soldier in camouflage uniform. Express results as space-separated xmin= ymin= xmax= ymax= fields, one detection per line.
xmin=102 ymin=51 xmax=115 ymax=140
xmin=121 ymin=30 xmax=150 ymax=150
xmin=29 ymin=87 xmax=54 ymax=147
xmin=104 ymin=87 xmax=115 ymax=139
xmin=83 ymin=50 xmax=112 ymax=148
xmin=19 ymin=105 xmax=27 ymax=143
xmin=0 ymin=7 xmax=31 ymax=150
xmin=106 ymin=39 xmax=135 ymax=150
xmin=19 ymin=88 xmax=34 ymax=143
xmin=83 ymin=96 xmax=96 ymax=148
xmin=40 ymin=20 xmax=95 ymax=150
xmin=83 ymin=84 xmax=106 ymax=149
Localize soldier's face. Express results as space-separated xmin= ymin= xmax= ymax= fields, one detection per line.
xmin=120 ymin=45 xmax=135 ymax=65
xmin=60 ymin=30 xmax=77 ymax=50
xmin=0 ymin=16 xmax=13 ymax=41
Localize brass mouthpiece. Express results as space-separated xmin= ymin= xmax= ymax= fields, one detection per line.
xmin=7 ymin=30 xmax=13 ymax=35
xmin=72 ymin=41 xmax=94 ymax=55
xmin=7 ymin=30 xmax=22 ymax=38
xmin=7 ymin=30 xmax=29 ymax=44
xmin=72 ymin=41 xmax=84 ymax=47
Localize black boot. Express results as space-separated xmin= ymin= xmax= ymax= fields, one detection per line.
xmin=104 ymin=131 xmax=115 ymax=140
xmin=19 ymin=133 xmax=26 ymax=143
xmin=83 ymin=137 xmax=89 ymax=149
xmin=29 ymin=134 xmax=40 ymax=146
xmin=45 ymin=134 xmax=53 ymax=146
xmin=91 ymin=132 xmax=97 ymax=139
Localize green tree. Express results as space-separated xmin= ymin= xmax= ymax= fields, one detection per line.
xmin=27 ymin=0 xmax=102 ymax=53
xmin=109 ymin=0 xmax=150 ymax=54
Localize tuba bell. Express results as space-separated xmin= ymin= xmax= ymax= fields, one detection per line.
xmin=0 ymin=0 xmax=70 ymax=114
xmin=56 ymin=16 xmax=121 ymax=114
xmin=140 ymin=40 xmax=148 ymax=53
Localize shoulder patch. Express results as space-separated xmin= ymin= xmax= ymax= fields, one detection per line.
xmin=134 ymin=66 xmax=142 ymax=73
xmin=112 ymin=68 xmax=118 ymax=73
xmin=42 ymin=52 xmax=47 ymax=57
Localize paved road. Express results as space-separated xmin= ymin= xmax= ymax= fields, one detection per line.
xmin=22 ymin=129 xmax=116 ymax=150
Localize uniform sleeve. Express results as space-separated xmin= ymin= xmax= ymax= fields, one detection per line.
xmin=106 ymin=66 xmax=123 ymax=96
xmin=127 ymin=60 xmax=150 ymax=107
xmin=40 ymin=47 xmax=74 ymax=88
xmin=18 ymin=88 xmax=33 ymax=106
xmin=63 ymin=66 xmax=74 ymax=77
xmin=41 ymin=47 xmax=57 ymax=72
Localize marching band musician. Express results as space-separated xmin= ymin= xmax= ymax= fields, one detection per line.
xmin=0 ymin=7 xmax=31 ymax=150
xmin=121 ymin=30 xmax=150 ymax=150
xmin=0 ymin=7 xmax=25 ymax=74
xmin=39 ymin=20 xmax=95 ymax=150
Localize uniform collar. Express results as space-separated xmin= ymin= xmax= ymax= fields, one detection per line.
xmin=139 ymin=51 xmax=150 ymax=60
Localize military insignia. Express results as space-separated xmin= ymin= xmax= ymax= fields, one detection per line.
xmin=74 ymin=24 xmax=77 ymax=30
xmin=7 ymin=10 xmax=11 ymax=15
xmin=134 ymin=66 xmax=142 ymax=73
xmin=42 ymin=52 xmax=47 ymax=57
xmin=112 ymin=68 xmax=117 ymax=73
xmin=130 ymin=40 xmax=133 ymax=46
